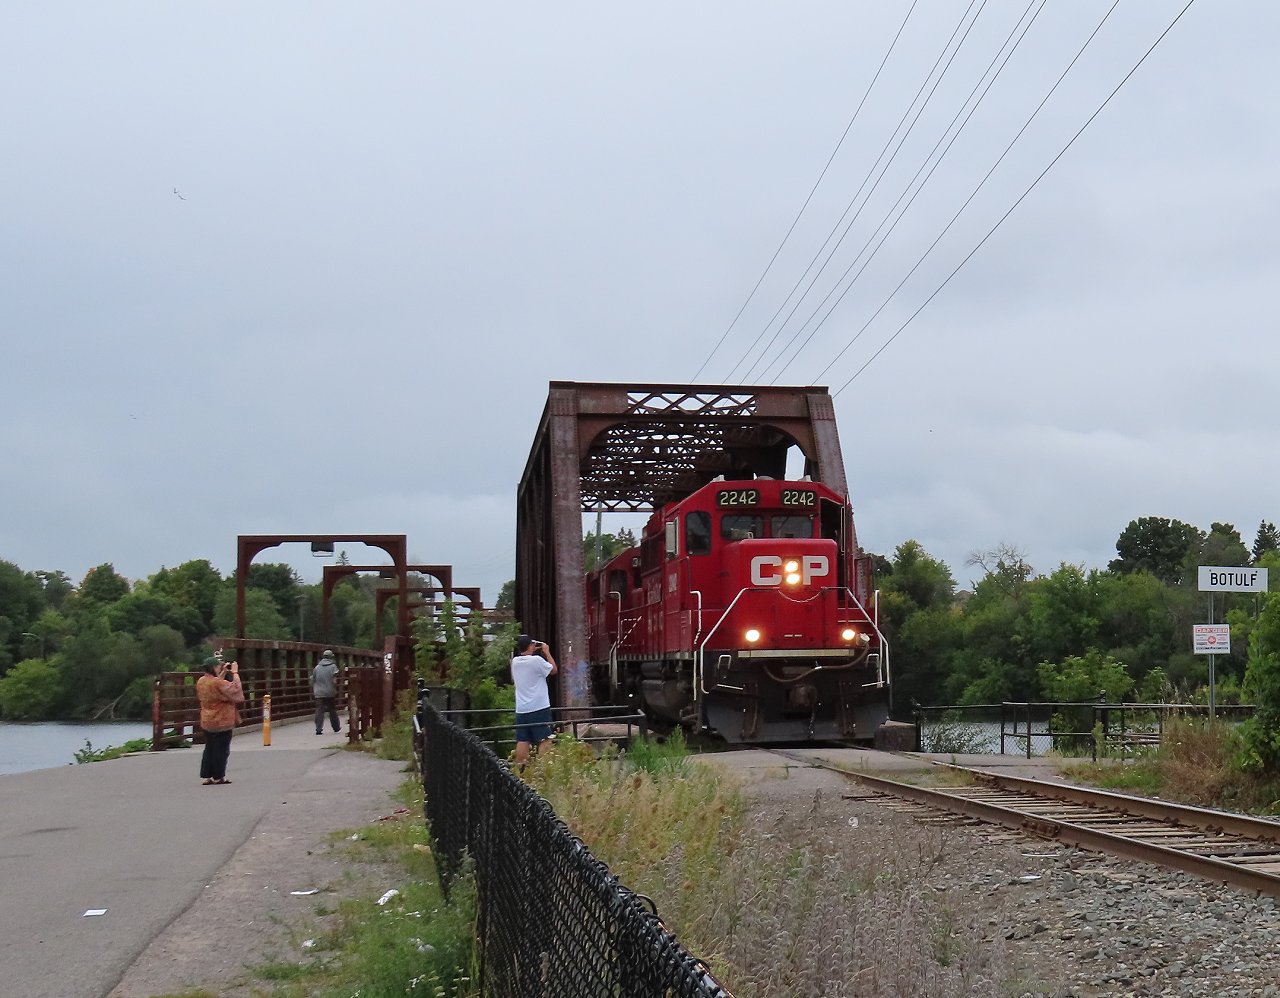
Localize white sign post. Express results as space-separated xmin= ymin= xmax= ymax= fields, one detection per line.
xmin=1192 ymin=623 xmax=1230 ymax=719
xmin=1194 ymin=566 xmax=1267 ymax=720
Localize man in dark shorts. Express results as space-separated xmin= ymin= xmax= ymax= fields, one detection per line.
xmin=511 ymin=634 xmax=558 ymax=766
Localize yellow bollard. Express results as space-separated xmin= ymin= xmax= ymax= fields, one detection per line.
xmin=263 ymin=694 xmax=272 ymax=746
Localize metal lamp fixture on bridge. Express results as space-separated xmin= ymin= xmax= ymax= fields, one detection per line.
xmin=311 ymin=541 xmax=335 ymax=557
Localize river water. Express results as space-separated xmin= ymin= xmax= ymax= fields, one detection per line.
xmin=0 ymin=721 xmax=154 ymax=776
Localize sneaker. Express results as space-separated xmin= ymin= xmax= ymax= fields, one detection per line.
xmin=315 ymin=730 xmax=322 ymax=735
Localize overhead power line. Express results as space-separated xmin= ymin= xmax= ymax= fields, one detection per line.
xmin=726 ymin=0 xmax=984 ymax=383
xmin=755 ymin=0 xmax=1047 ymax=384
xmin=689 ymin=1 xmax=919 ymax=381
xmin=830 ymin=0 xmax=1198 ymax=398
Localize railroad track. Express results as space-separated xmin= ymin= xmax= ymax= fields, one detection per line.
xmin=768 ymin=750 xmax=1280 ymax=898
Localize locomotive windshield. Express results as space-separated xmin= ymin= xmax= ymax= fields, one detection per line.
xmin=771 ymin=515 xmax=813 ymax=538
xmin=721 ymin=514 xmax=763 ymax=540
xmin=719 ymin=513 xmax=814 ymax=541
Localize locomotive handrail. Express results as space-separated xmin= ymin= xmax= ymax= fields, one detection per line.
xmin=845 ymin=587 xmax=890 ymax=688
xmin=695 ymin=586 xmax=753 ymax=697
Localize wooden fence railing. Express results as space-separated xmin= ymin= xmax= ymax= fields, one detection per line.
xmin=151 ymin=637 xmax=408 ymax=749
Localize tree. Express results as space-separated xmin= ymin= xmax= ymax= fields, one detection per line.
xmin=0 ymin=658 xmax=61 ymax=719
xmin=34 ymin=570 xmax=73 ymax=609
xmin=0 ymin=560 xmax=44 ymax=672
xmin=137 ymin=624 xmax=189 ymax=668
xmin=966 ymin=543 xmax=1033 ymax=601
xmin=78 ymin=563 xmax=131 ymax=606
xmin=148 ymin=560 xmax=223 ymax=636
xmin=583 ymin=528 xmax=638 ymax=573
xmin=877 ymin=541 xmax=959 ymax=711
xmin=495 ymin=580 xmax=514 ymax=612
xmin=1252 ymin=521 xmax=1280 ymax=564
xmin=883 ymin=540 xmax=956 ymax=611
xmin=105 ymin=591 xmax=204 ymax=645
xmin=1037 ymin=651 xmax=1134 ymax=704
xmin=1025 ymin=564 xmax=1104 ymax=666
xmin=1109 ymin=517 xmax=1203 ymax=585
xmin=212 ymin=587 xmax=291 ymax=640
xmin=245 ymin=563 xmax=303 ymax=625
xmin=1095 ymin=570 xmax=1189 ymax=684
xmin=1241 ymin=592 xmax=1280 ymax=772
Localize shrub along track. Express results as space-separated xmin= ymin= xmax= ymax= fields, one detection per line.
xmin=767 ymin=750 xmax=1280 ymax=900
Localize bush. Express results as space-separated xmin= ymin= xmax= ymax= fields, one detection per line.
xmin=0 ymin=658 xmax=61 ymax=719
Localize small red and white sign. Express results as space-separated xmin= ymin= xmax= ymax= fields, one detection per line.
xmin=1192 ymin=623 xmax=1230 ymax=655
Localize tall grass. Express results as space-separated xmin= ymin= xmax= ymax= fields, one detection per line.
xmin=1063 ymin=717 xmax=1280 ymax=814
xmin=525 ymin=737 xmax=1008 ymax=996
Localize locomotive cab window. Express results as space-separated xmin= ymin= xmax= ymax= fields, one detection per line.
xmin=771 ymin=515 xmax=813 ymax=539
xmin=685 ymin=511 xmax=711 ymax=555
xmin=722 ymin=514 xmax=763 ymax=541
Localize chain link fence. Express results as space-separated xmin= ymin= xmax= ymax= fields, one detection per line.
xmin=417 ymin=697 xmax=732 ymax=997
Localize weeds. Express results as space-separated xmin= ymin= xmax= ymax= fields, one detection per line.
xmin=1061 ymin=717 xmax=1280 ymax=813
xmin=244 ymin=778 xmax=480 ymax=998
xmin=919 ymin=713 xmax=992 ymax=755
xmin=73 ymin=737 xmax=151 ymax=763
xmin=621 ymin=727 xmax=693 ymax=777
xmin=525 ymin=738 xmax=1007 ymax=996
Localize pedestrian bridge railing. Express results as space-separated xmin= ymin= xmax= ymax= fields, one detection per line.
xmin=151 ymin=639 xmax=402 ymax=750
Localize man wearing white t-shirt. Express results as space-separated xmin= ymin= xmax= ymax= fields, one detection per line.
xmin=511 ymin=633 xmax=558 ymax=766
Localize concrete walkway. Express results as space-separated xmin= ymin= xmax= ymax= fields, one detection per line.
xmin=0 ymin=720 xmax=405 ymax=998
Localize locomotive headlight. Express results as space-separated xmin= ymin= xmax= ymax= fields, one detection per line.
xmin=784 ymin=560 xmax=800 ymax=574
xmin=841 ymin=627 xmax=857 ymax=642
xmin=744 ymin=628 xmax=761 ymax=644
xmin=783 ymin=560 xmax=802 ymax=585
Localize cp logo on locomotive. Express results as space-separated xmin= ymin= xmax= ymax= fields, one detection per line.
xmin=750 ymin=555 xmax=830 ymax=586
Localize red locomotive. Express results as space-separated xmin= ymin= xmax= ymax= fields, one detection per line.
xmin=585 ymin=475 xmax=889 ymax=743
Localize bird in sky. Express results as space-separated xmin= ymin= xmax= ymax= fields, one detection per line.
xmin=173 ymin=187 xmax=186 ymax=200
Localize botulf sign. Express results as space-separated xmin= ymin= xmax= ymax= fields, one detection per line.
xmin=1197 ymin=566 xmax=1269 ymax=592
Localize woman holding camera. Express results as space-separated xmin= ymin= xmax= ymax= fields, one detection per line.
xmin=196 ymin=655 xmax=245 ymax=785
xmin=511 ymin=634 xmax=558 ymax=767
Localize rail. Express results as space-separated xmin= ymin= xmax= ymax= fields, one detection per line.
xmin=772 ymin=751 xmax=1280 ymax=899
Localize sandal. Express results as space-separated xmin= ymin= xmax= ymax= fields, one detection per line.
xmin=213 ymin=778 xmax=232 ymax=785
xmin=202 ymin=778 xmax=215 ymax=785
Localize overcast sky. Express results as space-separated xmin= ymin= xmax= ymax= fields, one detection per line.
xmin=2 ymin=1 xmax=1276 ymax=602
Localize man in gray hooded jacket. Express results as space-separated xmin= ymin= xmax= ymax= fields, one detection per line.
xmin=312 ymin=649 xmax=341 ymax=735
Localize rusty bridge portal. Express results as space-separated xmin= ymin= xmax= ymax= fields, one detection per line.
xmin=515 ymin=382 xmax=852 ymax=710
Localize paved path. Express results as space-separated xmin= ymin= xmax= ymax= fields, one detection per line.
xmin=0 ymin=721 xmax=405 ymax=998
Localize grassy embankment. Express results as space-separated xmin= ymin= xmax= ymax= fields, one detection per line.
xmin=1059 ymin=721 xmax=1280 ymax=813
xmin=161 ymin=719 xmax=1017 ymax=997
xmin=1061 ymin=717 xmax=1280 ymax=813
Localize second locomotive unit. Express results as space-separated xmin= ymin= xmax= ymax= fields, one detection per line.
xmin=585 ymin=475 xmax=889 ymax=743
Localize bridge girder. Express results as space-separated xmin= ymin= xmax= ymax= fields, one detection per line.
xmin=515 ymin=382 xmax=850 ymax=710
